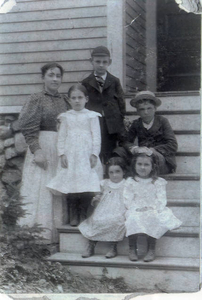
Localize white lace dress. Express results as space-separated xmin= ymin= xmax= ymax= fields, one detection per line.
xmin=79 ymin=179 xmax=126 ymax=241
xmin=123 ymin=176 xmax=182 ymax=239
xmin=47 ymin=109 xmax=102 ymax=194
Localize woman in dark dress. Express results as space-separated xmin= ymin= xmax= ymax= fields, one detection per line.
xmin=18 ymin=62 xmax=71 ymax=243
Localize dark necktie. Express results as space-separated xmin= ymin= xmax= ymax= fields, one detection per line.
xmin=95 ymin=76 xmax=105 ymax=88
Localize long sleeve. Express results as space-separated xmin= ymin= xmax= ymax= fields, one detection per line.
xmin=19 ymin=94 xmax=42 ymax=153
xmin=154 ymin=118 xmax=178 ymax=156
xmin=57 ymin=115 xmax=67 ymax=156
xmin=90 ymin=116 xmax=101 ymax=157
xmin=115 ymin=78 xmax=125 ymax=117
xmin=123 ymin=120 xmax=138 ymax=150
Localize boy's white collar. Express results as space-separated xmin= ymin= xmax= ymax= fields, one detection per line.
xmin=142 ymin=118 xmax=154 ymax=130
xmin=94 ymin=72 xmax=107 ymax=81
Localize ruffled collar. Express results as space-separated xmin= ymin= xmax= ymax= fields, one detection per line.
xmin=68 ymin=108 xmax=88 ymax=114
xmin=133 ymin=176 xmax=153 ymax=183
xmin=108 ymin=179 xmax=125 ymax=189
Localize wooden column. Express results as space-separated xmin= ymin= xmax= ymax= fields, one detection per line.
xmin=107 ymin=0 xmax=125 ymax=87
xmin=146 ymin=0 xmax=157 ymax=92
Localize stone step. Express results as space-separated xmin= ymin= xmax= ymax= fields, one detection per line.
xmin=47 ymin=253 xmax=200 ymax=292
xmin=125 ymin=92 xmax=200 ymax=112
xmin=125 ymin=113 xmax=200 ymax=131
xmin=58 ymin=226 xmax=199 ymax=258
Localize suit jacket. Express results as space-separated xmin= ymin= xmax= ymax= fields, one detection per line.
xmin=127 ymin=115 xmax=178 ymax=172
xmin=82 ymin=72 xmax=125 ymax=134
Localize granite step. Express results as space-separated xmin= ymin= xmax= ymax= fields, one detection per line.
xmin=58 ymin=225 xmax=199 ymax=258
xmin=47 ymin=253 xmax=200 ymax=292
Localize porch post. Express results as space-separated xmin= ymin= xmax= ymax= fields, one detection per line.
xmin=146 ymin=0 xmax=157 ymax=92
xmin=107 ymin=0 xmax=125 ymax=87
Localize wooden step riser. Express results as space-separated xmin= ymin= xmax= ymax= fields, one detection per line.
xmin=175 ymin=156 xmax=200 ymax=174
xmin=177 ymin=135 xmax=200 ymax=152
xmin=48 ymin=254 xmax=200 ymax=293
xmin=125 ymin=96 xmax=201 ymax=112
xmin=125 ymin=114 xmax=200 ymax=131
xmin=59 ymin=233 xmax=199 ymax=258
xmin=166 ymin=180 xmax=200 ymax=199
xmin=171 ymin=207 xmax=199 ymax=226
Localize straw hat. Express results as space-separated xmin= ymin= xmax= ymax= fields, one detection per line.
xmin=130 ymin=91 xmax=162 ymax=108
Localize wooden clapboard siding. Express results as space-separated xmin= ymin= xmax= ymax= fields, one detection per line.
xmin=125 ymin=0 xmax=147 ymax=92
xmin=0 ymin=0 xmax=107 ymax=107
xmin=0 ymin=50 xmax=92 ymax=65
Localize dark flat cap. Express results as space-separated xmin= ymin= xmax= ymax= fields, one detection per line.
xmin=130 ymin=91 xmax=162 ymax=108
xmin=91 ymin=46 xmax=111 ymax=57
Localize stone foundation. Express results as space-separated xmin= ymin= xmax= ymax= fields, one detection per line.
xmin=0 ymin=114 xmax=27 ymax=226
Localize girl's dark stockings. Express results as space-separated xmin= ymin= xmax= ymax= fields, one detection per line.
xmin=128 ymin=234 xmax=138 ymax=261
xmin=144 ymin=236 xmax=156 ymax=262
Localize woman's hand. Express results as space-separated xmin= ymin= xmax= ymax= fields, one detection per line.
xmin=34 ymin=149 xmax=48 ymax=170
xmin=61 ymin=154 xmax=68 ymax=168
xmin=90 ymin=154 xmax=97 ymax=168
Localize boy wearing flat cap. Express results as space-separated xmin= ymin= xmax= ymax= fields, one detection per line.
xmin=116 ymin=91 xmax=178 ymax=174
xmin=82 ymin=46 xmax=126 ymax=164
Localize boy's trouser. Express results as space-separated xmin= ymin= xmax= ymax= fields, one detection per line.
xmin=100 ymin=117 xmax=117 ymax=164
xmin=152 ymin=149 xmax=170 ymax=175
xmin=67 ymin=192 xmax=94 ymax=223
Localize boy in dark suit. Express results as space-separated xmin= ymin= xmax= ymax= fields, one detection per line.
xmin=115 ymin=91 xmax=178 ymax=174
xmin=82 ymin=46 xmax=126 ymax=164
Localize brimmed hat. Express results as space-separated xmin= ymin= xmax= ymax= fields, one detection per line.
xmin=130 ymin=91 xmax=162 ymax=108
xmin=91 ymin=46 xmax=110 ymax=57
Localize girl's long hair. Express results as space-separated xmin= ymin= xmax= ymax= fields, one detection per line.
xmin=131 ymin=153 xmax=158 ymax=182
xmin=106 ymin=157 xmax=126 ymax=177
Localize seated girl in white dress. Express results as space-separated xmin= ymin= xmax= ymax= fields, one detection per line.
xmin=47 ymin=84 xmax=102 ymax=226
xmin=123 ymin=151 xmax=182 ymax=262
xmin=79 ymin=157 xmax=127 ymax=259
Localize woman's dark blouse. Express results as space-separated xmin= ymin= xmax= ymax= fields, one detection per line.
xmin=19 ymin=91 xmax=71 ymax=153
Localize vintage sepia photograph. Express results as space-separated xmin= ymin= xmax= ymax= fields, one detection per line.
xmin=0 ymin=0 xmax=201 ymax=299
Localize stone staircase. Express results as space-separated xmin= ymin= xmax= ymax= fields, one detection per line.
xmin=48 ymin=91 xmax=201 ymax=293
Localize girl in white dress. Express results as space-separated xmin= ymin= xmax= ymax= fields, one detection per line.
xmin=47 ymin=84 xmax=102 ymax=226
xmin=123 ymin=152 xmax=182 ymax=262
xmin=79 ymin=157 xmax=127 ymax=259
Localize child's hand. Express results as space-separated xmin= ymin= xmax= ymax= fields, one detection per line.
xmin=90 ymin=154 xmax=97 ymax=168
xmin=61 ymin=155 xmax=68 ymax=168
xmin=132 ymin=147 xmax=153 ymax=156
xmin=136 ymin=206 xmax=153 ymax=212
xmin=130 ymin=146 xmax=139 ymax=154
xmin=91 ymin=193 xmax=102 ymax=207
